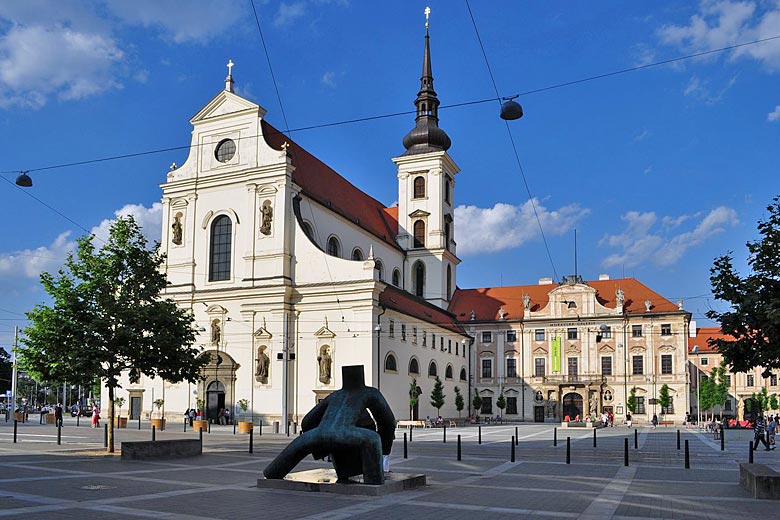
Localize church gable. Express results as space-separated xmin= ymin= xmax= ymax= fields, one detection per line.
xmin=190 ymin=90 xmax=265 ymax=124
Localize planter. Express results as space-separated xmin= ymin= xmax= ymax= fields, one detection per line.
xmin=45 ymin=413 xmax=56 ymax=424
xmin=192 ymin=420 xmax=208 ymax=432
xmin=114 ymin=416 xmax=128 ymax=428
xmin=238 ymin=421 xmax=254 ymax=434
xmin=150 ymin=418 xmax=166 ymax=431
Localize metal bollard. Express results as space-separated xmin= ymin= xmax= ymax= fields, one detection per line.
xmin=478 ymin=426 xmax=481 ymax=445
xmin=249 ymin=429 xmax=254 ymax=454
xmin=152 ymin=425 xmax=156 ymax=441
xmin=184 ymin=418 xmax=187 ymax=432
xmin=515 ymin=426 xmax=519 ymax=446
xmin=624 ymin=438 xmax=629 ymax=466
xmin=208 ymin=421 xmax=211 ymax=433
xmin=13 ymin=420 xmax=17 ymax=443
xmin=443 ymin=424 xmax=447 ymax=443
xmin=566 ymin=437 xmax=571 ymax=464
xmin=233 ymin=421 xmax=236 ymax=435
xmin=721 ymin=426 xmax=725 ymax=451
xmin=685 ymin=439 xmax=690 ymax=469
xmin=138 ymin=416 xmax=141 ymax=430
xmin=409 ymin=427 xmax=413 ymax=443
xmin=749 ymin=442 xmax=754 ymax=463
xmin=593 ymin=428 xmax=597 ymax=448
xmin=258 ymin=421 xmax=262 ymax=436
xmin=104 ymin=424 xmax=108 ymax=448
xmin=199 ymin=428 xmax=203 ymax=444
xmin=511 ymin=436 xmax=516 ymax=462
xmin=677 ymin=429 xmax=681 ymax=450
xmin=77 ymin=415 xmax=79 ymax=427
xmin=554 ymin=427 xmax=557 ymax=447
xmin=634 ymin=428 xmax=638 ymax=449
xmin=57 ymin=425 xmax=62 ymax=445
xmin=457 ymin=435 xmax=462 ymax=461
xmin=404 ymin=432 xmax=408 ymax=459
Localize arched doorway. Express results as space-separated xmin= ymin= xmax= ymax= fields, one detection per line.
xmin=206 ymin=381 xmax=225 ymax=421
xmin=563 ymin=392 xmax=583 ymax=420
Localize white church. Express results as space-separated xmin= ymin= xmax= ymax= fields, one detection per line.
xmin=107 ymin=25 xmax=474 ymax=427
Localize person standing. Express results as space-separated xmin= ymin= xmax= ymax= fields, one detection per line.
xmin=54 ymin=403 xmax=64 ymax=428
xmin=626 ymin=412 xmax=632 ymax=429
xmin=91 ymin=403 xmax=100 ymax=428
xmin=651 ymin=413 xmax=658 ymax=429
xmin=753 ymin=415 xmax=772 ymax=451
xmin=767 ymin=415 xmax=777 ymax=447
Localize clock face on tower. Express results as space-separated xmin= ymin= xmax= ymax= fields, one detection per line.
xmin=215 ymin=139 xmax=236 ymax=163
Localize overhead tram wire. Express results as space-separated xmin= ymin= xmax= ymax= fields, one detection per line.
xmin=464 ymin=0 xmax=558 ymax=280
xmin=249 ymin=0 xmax=290 ymax=136
xmin=0 ymin=32 xmax=777 ymax=179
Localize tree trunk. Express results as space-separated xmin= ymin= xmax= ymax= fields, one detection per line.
xmin=107 ymin=385 xmax=115 ymax=454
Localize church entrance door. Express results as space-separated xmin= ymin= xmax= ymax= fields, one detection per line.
xmin=563 ymin=392 xmax=583 ymax=420
xmin=206 ymin=381 xmax=225 ymax=422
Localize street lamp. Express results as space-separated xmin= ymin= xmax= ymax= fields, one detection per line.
xmin=691 ymin=345 xmax=701 ymax=428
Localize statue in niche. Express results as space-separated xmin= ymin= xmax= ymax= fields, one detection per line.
xmin=263 ymin=365 xmax=396 ymax=485
xmin=255 ymin=347 xmax=270 ymax=384
xmin=171 ymin=213 xmax=183 ymax=245
xmin=589 ymin=392 xmax=598 ymax=417
xmin=523 ymin=294 xmax=531 ymax=312
xmin=616 ymin=288 xmax=625 ymax=307
xmin=547 ymin=401 xmax=556 ymax=418
xmin=211 ymin=319 xmax=221 ymax=346
xmin=260 ymin=200 xmax=273 ymax=235
xmin=317 ymin=346 xmax=332 ymax=384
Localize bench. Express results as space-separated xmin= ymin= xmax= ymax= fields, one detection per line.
xmin=121 ymin=439 xmax=202 ymax=461
xmin=659 ymin=420 xmax=674 ymax=426
xmin=740 ymin=463 xmax=780 ymax=499
xmin=397 ymin=420 xmax=425 ymax=428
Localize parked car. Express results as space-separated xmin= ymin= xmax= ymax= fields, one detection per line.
xmin=72 ymin=405 xmax=92 ymax=417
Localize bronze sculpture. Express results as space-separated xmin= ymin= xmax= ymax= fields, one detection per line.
xmin=263 ymin=365 xmax=395 ymax=485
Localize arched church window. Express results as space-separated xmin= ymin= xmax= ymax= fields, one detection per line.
xmin=445 ymin=179 xmax=451 ymax=204
xmin=428 ymin=360 xmax=438 ymax=377
xmin=409 ymin=358 xmax=420 ymax=375
xmin=445 ymin=364 xmax=453 ymax=380
xmin=375 ymin=259 xmax=384 ymax=281
xmin=301 ymin=221 xmax=314 ymax=240
xmin=392 ymin=269 xmax=401 ymax=287
xmin=215 ymin=139 xmax=236 ymax=163
xmin=351 ymin=248 xmax=364 ymax=261
xmin=446 ymin=265 xmax=452 ymax=299
xmin=384 ymin=353 xmax=397 ymax=372
xmin=413 ymin=220 xmax=425 ymax=248
xmin=327 ymin=236 xmax=341 ymax=257
xmin=414 ymin=261 xmax=425 ymax=298
xmin=209 ymin=215 xmax=232 ymax=281
xmin=444 ymin=221 xmax=451 ymax=251
xmin=460 ymin=367 xmax=467 ymax=381
xmin=413 ymin=176 xmax=425 ymax=199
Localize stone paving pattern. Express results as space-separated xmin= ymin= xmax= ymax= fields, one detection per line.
xmin=0 ymin=416 xmax=778 ymax=519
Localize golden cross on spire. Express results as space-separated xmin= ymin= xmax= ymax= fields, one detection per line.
xmin=424 ymin=6 xmax=430 ymax=29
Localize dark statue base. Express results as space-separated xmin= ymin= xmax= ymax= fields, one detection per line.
xmin=257 ymin=469 xmax=426 ymax=496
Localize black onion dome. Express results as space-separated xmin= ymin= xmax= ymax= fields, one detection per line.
xmin=402 ymin=29 xmax=451 ymax=155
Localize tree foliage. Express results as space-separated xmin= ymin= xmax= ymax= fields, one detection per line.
xmin=19 ymin=217 xmax=207 ymax=452
xmin=627 ymin=387 xmax=637 ymax=414
xmin=454 ymin=386 xmax=464 ymax=417
xmin=430 ymin=376 xmax=445 ymax=415
xmin=496 ymin=388 xmax=506 ymax=417
xmin=751 ymin=387 xmax=770 ymax=413
xmin=658 ymin=384 xmax=671 ymax=417
xmin=770 ymin=394 xmax=779 ymax=411
xmin=472 ymin=389 xmax=482 ymax=415
xmin=0 ymin=348 xmax=11 ymax=395
xmin=707 ymin=196 xmax=780 ymax=372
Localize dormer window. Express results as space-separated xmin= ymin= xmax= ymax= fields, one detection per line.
xmin=215 ymin=139 xmax=236 ymax=163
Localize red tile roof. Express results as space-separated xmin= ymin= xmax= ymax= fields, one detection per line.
xmin=262 ymin=120 xmax=400 ymax=250
xmin=448 ymin=278 xmax=682 ymax=322
xmin=380 ymin=284 xmax=465 ymax=335
xmin=688 ymin=327 xmax=730 ymax=353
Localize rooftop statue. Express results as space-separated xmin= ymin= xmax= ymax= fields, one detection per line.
xmin=263 ymin=365 xmax=396 ymax=485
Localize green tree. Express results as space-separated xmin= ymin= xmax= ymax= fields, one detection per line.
xmin=627 ymin=387 xmax=637 ymax=414
xmin=472 ymin=389 xmax=482 ymax=416
xmin=770 ymin=394 xmax=779 ymax=412
xmin=658 ymin=384 xmax=672 ymax=419
xmin=454 ymin=386 xmax=464 ymax=418
xmin=0 ymin=348 xmax=11 ymax=395
xmin=711 ymin=363 xmax=731 ymax=417
xmin=19 ymin=217 xmax=206 ymax=453
xmin=707 ymin=196 xmax=780 ymax=373
xmin=751 ymin=387 xmax=770 ymax=413
xmin=408 ymin=379 xmax=420 ymax=420
xmin=496 ymin=388 xmax=506 ymax=418
xmin=698 ymin=375 xmax=715 ymax=419
xmin=430 ymin=376 xmax=445 ymax=416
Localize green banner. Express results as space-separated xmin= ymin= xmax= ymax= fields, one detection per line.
xmin=551 ymin=337 xmax=561 ymax=373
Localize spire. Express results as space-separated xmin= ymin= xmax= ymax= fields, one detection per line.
xmin=402 ymin=7 xmax=451 ymax=156
xmin=225 ymin=59 xmax=235 ymax=93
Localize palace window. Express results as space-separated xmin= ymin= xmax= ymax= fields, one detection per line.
xmin=481 ymin=397 xmax=492 ymax=415
xmin=632 ymin=355 xmax=644 ymax=375
xmin=481 ymin=359 xmax=493 ymax=379
xmin=413 ymin=220 xmax=426 ymax=248
xmin=534 ymin=358 xmax=545 ymax=377
xmin=636 ymin=396 xmax=646 ymax=414
xmin=506 ymin=397 xmax=518 ymax=415
xmin=700 ymin=357 xmax=709 ymax=366
xmin=535 ymin=329 xmax=545 ymax=341
xmin=506 ymin=330 xmax=517 ymax=342
xmin=661 ymin=354 xmax=673 ymax=375
xmin=208 ymin=215 xmax=232 ymax=281
xmin=601 ymin=326 xmax=612 ymax=339
xmin=747 ymin=374 xmax=755 ymax=386
xmin=632 ymin=325 xmax=643 ymax=338
xmin=771 ymin=374 xmax=778 ymax=386
xmin=661 ymin=323 xmax=672 ymax=336
xmin=413 ymin=176 xmax=426 ymax=199
xmin=482 ymin=331 xmax=492 ymax=343
xmin=601 ymin=356 xmax=613 ymax=376
xmin=506 ymin=358 xmax=517 ymax=378
xmin=401 ymin=324 xmax=406 ymax=342
xmin=567 ymin=328 xmax=578 ymax=340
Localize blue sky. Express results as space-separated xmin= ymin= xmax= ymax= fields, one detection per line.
xmin=1 ymin=1 xmax=779 ymax=351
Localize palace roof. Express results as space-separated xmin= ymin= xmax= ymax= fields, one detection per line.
xmin=688 ymin=327 xmax=729 ymax=353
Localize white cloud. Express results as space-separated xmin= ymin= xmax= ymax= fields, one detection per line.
xmin=683 ymin=74 xmax=738 ymax=104
xmin=275 ymin=2 xmax=307 ymax=27
xmin=600 ymin=206 xmax=738 ymax=268
xmin=633 ymin=129 xmax=651 ymax=142
xmin=0 ymin=25 xmax=124 ymax=108
xmin=90 ymin=202 xmax=163 ymax=245
xmin=321 ymin=71 xmax=337 ymax=88
xmin=105 ymin=0 xmax=244 ymax=44
xmin=454 ymin=199 xmax=589 ymax=256
xmin=658 ymin=1 xmax=780 ymax=71
xmin=768 ymin=105 xmax=780 ymax=121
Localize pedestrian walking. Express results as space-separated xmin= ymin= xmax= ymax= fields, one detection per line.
xmin=651 ymin=413 xmax=658 ymax=428
xmin=768 ymin=415 xmax=777 ymax=447
xmin=626 ymin=412 xmax=632 ymax=429
xmin=54 ymin=403 xmax=64 ymax=428
xmin=753 ymin=415 xmax=773 ymax=451
xmin=91 ymin=403 xmax=100 ymax=428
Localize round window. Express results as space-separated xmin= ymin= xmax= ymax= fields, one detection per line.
xmin=215 ymin=139 xmax=236 ymax=163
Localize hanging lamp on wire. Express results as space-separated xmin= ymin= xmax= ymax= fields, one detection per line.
xmin=15 ymin=171 xmax=32 ymax=187
xmin=500 ymin=95 xmax=523 ymax=121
